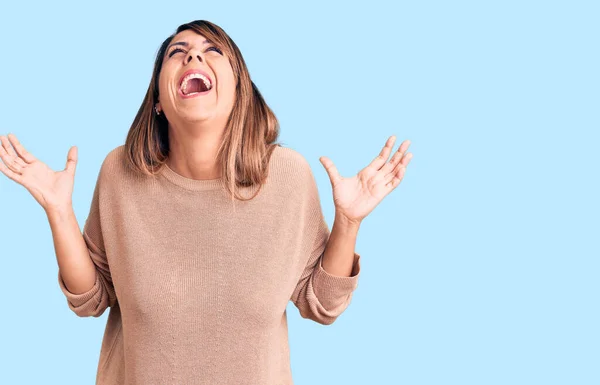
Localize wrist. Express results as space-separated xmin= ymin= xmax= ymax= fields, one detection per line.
xmin=334 ymin=211 xmax=362 ymax=231
xmin=45 ymin=204 xmax=74 ymax=220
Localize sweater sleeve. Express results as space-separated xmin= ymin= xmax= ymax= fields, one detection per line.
xmin=58 ymin=158 xmax=117 ymax=318
xmin=289 ymin=156 xmax=361 ymax=325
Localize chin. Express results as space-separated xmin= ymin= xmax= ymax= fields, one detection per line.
xmin=177 ymin=110 xmax=215 ymax=121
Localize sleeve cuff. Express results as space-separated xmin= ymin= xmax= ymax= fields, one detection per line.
xmin=58 ymin=269 xmax=101 ymax=308
xmin=312 ymin=252 xmax=361 ymax=310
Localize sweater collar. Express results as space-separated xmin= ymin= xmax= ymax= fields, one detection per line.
xmin=160 ymin=162 xmax=224 ymax=191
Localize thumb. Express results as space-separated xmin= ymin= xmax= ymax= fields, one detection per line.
xmin=64 ymin=146 xmax=78 ymax=176
xmin=319 ymin=156 xmax=341 ymax=187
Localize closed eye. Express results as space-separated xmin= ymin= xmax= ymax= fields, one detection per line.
xmin=168 ymin=48 xmax=185 ymax=57
xmin=168 ymin=46 xmax=223 ymax=58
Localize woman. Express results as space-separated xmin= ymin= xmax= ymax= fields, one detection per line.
xmin=0 ymin=20 xmax=412 ymax=385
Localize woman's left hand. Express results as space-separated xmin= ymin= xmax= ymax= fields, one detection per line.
xmin=319 ymin=135 xmax=413 ymax=226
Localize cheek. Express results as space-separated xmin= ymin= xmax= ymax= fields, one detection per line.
xmin=158 ymin=79 xmax=178 ymax=106
xmin=158 ymin=66 xmax=177 ymax=97
xmin=158 ymin=77 xmax=168 ymax=99
xmin=221 ymin=71 xmax=237 ymax=96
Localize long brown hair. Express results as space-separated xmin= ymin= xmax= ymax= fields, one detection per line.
xmin=124 ymin=20 xmax=281 ymax=201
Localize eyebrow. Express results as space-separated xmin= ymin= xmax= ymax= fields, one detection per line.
xmin=166 ymin=39 xmax=211 ymax=53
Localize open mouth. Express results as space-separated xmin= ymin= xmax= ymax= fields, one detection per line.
xmin=179 ymin=71 xmax=213 ymax=97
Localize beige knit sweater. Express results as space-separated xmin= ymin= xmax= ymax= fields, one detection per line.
xmin=57 ymin=144 xmax=361 ymax=385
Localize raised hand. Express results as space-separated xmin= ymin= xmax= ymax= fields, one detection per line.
xmin=318 ymin=135 xmax=413 ymax=225
xmin=0 ymin=133 xmax=78 ymax=213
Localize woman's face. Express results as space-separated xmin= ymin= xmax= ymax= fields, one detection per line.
xmin=157 ymin=30 xmax=236 ymax=126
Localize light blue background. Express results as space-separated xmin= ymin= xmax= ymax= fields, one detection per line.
xmin=0 ymin=1 xmax=598 ymax=384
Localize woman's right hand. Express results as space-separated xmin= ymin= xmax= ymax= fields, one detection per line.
xmin=0 ymin=133 xmax=78 ymax=214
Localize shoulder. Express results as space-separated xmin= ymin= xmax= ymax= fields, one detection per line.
xmin=268 ymin=145 xmax=319 ymax=196
xmin=96 ymin=145 xmax=127 ymax=182
xmin=104 ymin=145 xmax=126 ymax=167
xmin=271 ymin=145 xmax=313 ymax=177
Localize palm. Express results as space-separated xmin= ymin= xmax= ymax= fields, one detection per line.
xmin=319 ymin=136 xmax=413 ymax=224
xmin=20 ymin=160 xmax=75 ymax=208
xmin=0 ymin=134 xmax=78 ymax=212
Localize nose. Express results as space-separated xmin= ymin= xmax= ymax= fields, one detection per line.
xmin=185 ymin=49 xmax=203 ymax=64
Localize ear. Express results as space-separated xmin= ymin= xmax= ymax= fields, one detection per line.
xmin=155 ymin=101 xmax=162 ymax=114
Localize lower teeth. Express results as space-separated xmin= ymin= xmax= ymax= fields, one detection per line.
xmin=185 ymin=89 xmax=209 ymax=95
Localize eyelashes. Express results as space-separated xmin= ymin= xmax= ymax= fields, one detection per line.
xmin=168 ymin=46 xmax=223 ymax=58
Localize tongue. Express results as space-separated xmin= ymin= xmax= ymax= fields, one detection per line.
xmin=185 ymin=78 xmax=204 ymax=94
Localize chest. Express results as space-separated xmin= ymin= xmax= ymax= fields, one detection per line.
xmin=102 ymin=189 xmax=304 ymax=331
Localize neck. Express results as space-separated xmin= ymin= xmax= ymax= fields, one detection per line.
xmin=166 ymin=121 xmax=225 ymax=180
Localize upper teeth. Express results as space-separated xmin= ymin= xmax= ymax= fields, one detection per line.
xmin=181 ymin=73 xmax=212 ymax=93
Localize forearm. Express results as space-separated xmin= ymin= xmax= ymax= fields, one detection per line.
xmin=321 ymin=212 xmax=361 ymax=277
xmin=46 ymin=206 xmax=96 ymax=294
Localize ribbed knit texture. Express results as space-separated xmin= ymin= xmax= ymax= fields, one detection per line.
xmin=57 ymin=144 xmax=361 ymax=385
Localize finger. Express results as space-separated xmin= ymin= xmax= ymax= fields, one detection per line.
xmin=319 ymin=156 xmax=342 ymax=186
xmin=2 ymin=135 xmax=29 ymax=168
xmin=366 ymin=135 xmax=396 ymax=171
xmin=399 ymin=151 xmax=413 ymax=167
xmin=386 ymin=151 xmax=413 ymax=177
xmin=384 ymin=163 xmax=404 ymax=184
xmin=0 ymin=139 xmax=10 ymax=166
xmin=64 ymin=146 xmax=78 ymax=175
xmin=0 ymin=137 xmax=25 ymax=174
xmin=380 ymin=139 xmax=411 ymax=175
xmin=0 ymin=158 xmax=24 ymax=184
xmin=1 ymin=134 xmax=20 ymax=159
xmin=385 ymin=152 xmax=413 ymax=182
xmin=7 ymin=159 xmax=24 ymax=174
xmin=385 ymin=166 xmax=405 ymax=190
xmin=7 ymin=133 xmax=37 ymax=163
